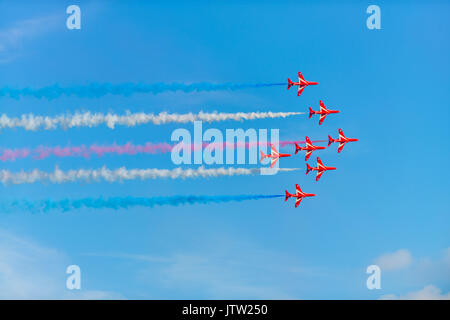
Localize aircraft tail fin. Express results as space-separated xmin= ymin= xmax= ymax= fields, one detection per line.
xmin=260 ymin=151 xmax=266 ymax=163
xmin=285 ymin=190 xmax=290 ymax=201
xmin=294 ymin=143 xmax=300 ymax=155
xmin=306 ymin=163 xmax=313 ymax=174
xmin=308 ymin=107 xmax=314 ymax=119
xmin=328 ymin=135 xmax=334 ymax=146
xmin=287 ymin=78 xmax=293 ymax=90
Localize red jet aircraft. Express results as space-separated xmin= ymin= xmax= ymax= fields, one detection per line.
xmin=285 ymin=184 xmax=316 ymax=208
xmin=260 ymin=144 xmax=291 ymax=168
xmin=309 ymin=100 xmax=340 ymax=125
xmin=328 ymin=128 xmax=358 ymax=153
xmin=294 ymin=136 xmax=326 ymax=161
xmin=287 ymin=71 xmax=318 ymax=96
xmin=306 ymin=157 xmax=337 ymax=181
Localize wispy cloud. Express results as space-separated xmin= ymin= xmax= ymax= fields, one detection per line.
xmin=380 ymin=285 xmax=450 ymax=300
xmin=376 ymin=248 xmax=450 ymax=300
xmin=0 ymin=15 xmax=59 ymax=63
xmin=83 ymin=252 xmax=172 ymax=264
xmin=155 ymin=253 xmax=295 ymax=299
xmin=375 ymin=249 xmax=413 ymax=271
xmin=90 ymin=237 xmax=316 ymax=299
xmin=0 ymin=229 xmax=124 ymax=299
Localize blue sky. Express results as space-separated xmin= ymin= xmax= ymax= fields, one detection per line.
xmin=0 ymin=0 xmax=448 ymax=299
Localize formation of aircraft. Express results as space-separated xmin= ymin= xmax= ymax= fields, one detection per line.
xmin=294 ymin=136 xmax=326 ymax=161
xmin=287 ymin=72 xmax=318 ymax=96
xmin=309 ymin=100 xmax=340 ymax=125
xmin=285 ymin=184 xmax=316 ymax=208
xmin=281 ymin=127 xmax=356 ymax=207
xmin=260 ymin=144 xmax=291 ymax=168
xmin=266 ymin=71 xmax=358 ymax=207
xmin=306 ymin=157 xmax=336 ymax=181
xmin=328 ymin=129 xmax=359 ymax=153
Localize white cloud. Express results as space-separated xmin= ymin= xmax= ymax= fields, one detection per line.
xmin=96 ymin=238 xmax=310 ymax=299
xmin=414 ymin=248 xmax=450 ymax=286
xmin=444 ymin=248 xmax=450 ymax=263
xmin=0 ymin=15 xmax=59 ymax=63
xmin=0 ymin=229 xmax=124 ymax=299
xmin=380 ymin=285 xmax=450 ymax=300
xmin=156 ymin=253 xmax=293 ymax=299
xmin=377 ymin=248 xmax=450 ymax=300
xmin=68 ymin=290 xmax=124 ymax=300
xmin=0 ymin=231 xmax=63 ymax=298
xmin=83 ymin=252 xmax=171 ymax=263
xmin=375 ymin=249 xmax=412 ymax=271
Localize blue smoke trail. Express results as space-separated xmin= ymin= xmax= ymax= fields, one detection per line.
xmin=0 ymin=195 xmax=284 ymax=213
xmin=0 ymin=82 xmax=288 ymax=99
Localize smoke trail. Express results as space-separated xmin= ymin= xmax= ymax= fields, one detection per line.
xmin=0 ymin=140 xmax=327 ymax=162
xmin=0 ymin=110 xmax=303 ymax=131
xmin=0 ymin=82 xmax=287 ymax=99
xmin=0 ymin=166 xmax=299 ymax=185
xmin=0 ymin=194 xmax=284 ymax=212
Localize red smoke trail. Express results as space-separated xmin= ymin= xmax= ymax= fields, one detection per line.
xmin=0 ymin=140 xmax=326 ymax=162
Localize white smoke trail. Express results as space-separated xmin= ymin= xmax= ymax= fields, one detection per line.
xmin=0 ymin=110 xmax=303 ymax=131
xmin=0 ymin=166 xmax=299 ymax=185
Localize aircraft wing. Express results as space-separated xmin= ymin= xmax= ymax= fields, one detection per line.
xmin=297 ymin=86 xmax=305 ymax=96
xmin=298 ymin=72 xmax=305 ymax=81
xmin=338 ymin=142 xmax=346 ymax=153
xmin=317 ymin=157 xmax=324 ymax=168
xmin=270 ymin=157 xmax=279 ymax=168
xmin=305 ymin=136 xmax=312 ymax=147
xmin=270 ymin=144 xmax=279 ymax=156
xmin=319 ymin=114 xmax=327 ymax=125
xmin=319 ymin=100 xmax=326 ymax=111
xmin=295 ymin=197 xmax=303 ymax=208
xmin=305 ymin=150 xmax=312 ymax=161
xmin=316 ymin=171 xmax=324 ymax=181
